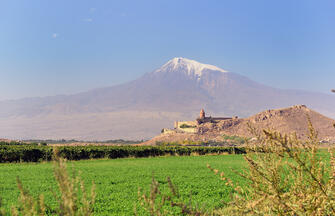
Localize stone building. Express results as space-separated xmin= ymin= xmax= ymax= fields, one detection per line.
xmin=162 ymin=109 xmax=237 ymax=135
xmin=199 ymin=109 xmax=205 ymax=119
xmin=196 ymin=109 xmax=234 ymax=124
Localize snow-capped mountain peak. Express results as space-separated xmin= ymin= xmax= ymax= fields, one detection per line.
xmin=154 ymin=57 xmax=227 ymax=77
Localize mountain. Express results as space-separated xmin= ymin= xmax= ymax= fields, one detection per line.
xmin=142 ymin=105 xmax=335 ymax=145
xmin=0 ymin=57 xmax=335 ymax=140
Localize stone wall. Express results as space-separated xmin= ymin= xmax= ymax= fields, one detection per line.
xmin=161 ymin=128 xmax=176 ymax=134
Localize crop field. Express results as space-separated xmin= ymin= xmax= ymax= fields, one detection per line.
xmin=0 ymin=155 xmax=246 ymax=215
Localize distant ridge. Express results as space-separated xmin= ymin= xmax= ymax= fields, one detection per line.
xmin=142 ymin=105 xmax=335 ymax=145
xmin=0 ymin=57 xmax=335 ymax=140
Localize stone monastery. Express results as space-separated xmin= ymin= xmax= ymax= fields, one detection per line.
xmin=162 ymin=109 xmax=238 ymax=134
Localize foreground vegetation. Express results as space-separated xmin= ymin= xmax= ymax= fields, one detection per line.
xmin=139 ymin=122 xmax=335 ymax=215
xmin=1 ymin=121 xmax=335 ymax=215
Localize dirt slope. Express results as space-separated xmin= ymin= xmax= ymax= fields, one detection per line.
xmin=224 ymin=105 xmax=334 ymax=138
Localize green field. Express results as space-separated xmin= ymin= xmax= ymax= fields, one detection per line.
xmin=0 ymin=155 xmax=246 ymax=215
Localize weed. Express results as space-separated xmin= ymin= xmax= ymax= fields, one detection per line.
xmin=6 ymin=150 xmax=95 ymax=216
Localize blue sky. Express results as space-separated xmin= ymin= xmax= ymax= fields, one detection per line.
xmin=1 ymin=0 xmax=335 ymax=100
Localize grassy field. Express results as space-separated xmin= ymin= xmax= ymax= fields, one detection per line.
xmin=0 ymin=155 xmax=246 ymax=215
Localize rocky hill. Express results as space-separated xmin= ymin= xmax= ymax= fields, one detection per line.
xmin=143 ymin=105 xmax=335 ymax=145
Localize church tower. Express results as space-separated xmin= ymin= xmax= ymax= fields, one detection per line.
xmin=199 ymin=109 xmax=205 ymax=119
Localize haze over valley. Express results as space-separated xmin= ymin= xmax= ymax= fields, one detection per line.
xmin=1 ymin=57 xmax=334 ymax=140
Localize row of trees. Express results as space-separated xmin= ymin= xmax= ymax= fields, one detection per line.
xmin=0 ymin=145 xmax=246 ymax=163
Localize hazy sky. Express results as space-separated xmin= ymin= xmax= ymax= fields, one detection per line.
xmin=1 ymin=0 xmax=335 ymax=100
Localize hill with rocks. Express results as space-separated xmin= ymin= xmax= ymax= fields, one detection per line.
xmin=142 ymin=105 xmax=335 ymax=145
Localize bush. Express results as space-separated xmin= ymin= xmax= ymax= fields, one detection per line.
xmin=139 ymin=119 xmax=335 ymax=215
xmin=214 ymin=121 xmax=335 ymax=215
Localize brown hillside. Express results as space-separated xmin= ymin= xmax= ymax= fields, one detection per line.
xmin=224 ymin=105 xmax=335 ymax=139
xmin=142 ymin=105 xmax=335 ymax=145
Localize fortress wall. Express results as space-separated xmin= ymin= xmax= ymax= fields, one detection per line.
xmin=179 ymin=127 xmax=197 ymax=133
xmin=161 ymin=128 xmax=176 ymax=134
xmin=212 ymin=117 xmax=233 ymax=121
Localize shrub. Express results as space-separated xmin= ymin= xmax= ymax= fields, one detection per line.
xmin=139 ymin=119 xmax=335 ymax=215
xmin=212 ymin=121 xmax=335 ymax=215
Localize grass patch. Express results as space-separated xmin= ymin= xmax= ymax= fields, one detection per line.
xmin=0 ymin=155 xmax=246 ymax=215
xmin=179 ymin=124 xmax=196 ymax=129
xmin=222 ymin=134 xmax=246 ymax=145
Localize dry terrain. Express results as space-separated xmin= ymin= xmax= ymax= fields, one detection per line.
xmin=143 ymin=105 xmax=335 ymax=145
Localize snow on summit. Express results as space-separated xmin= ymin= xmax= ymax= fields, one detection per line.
xmin=155 ymin=57 xmax=227 ymax=77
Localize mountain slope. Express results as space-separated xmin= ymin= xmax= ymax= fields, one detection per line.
xmin=0 ymin=57 xmax=334 ymax=140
